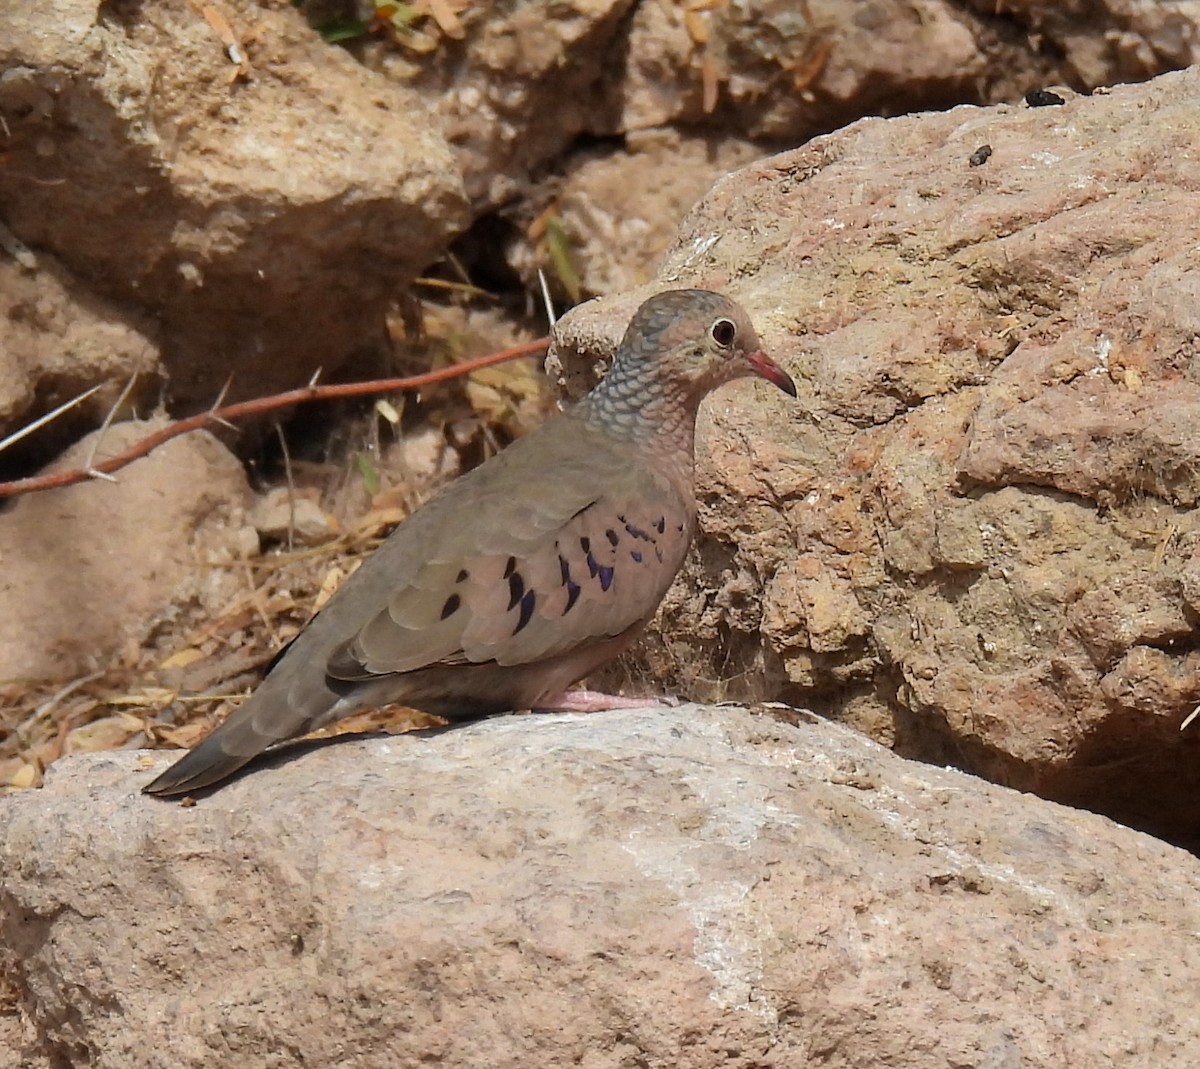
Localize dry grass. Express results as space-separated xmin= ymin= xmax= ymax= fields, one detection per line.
xmin=0 ymin=499 xmax=443 ymax=794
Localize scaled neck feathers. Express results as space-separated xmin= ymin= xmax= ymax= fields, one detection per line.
xmin=571 ymin=347 xmax=699 ymax=461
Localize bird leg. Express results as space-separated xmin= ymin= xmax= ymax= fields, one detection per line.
xmin=534 ymin=689 xmax=680 ymax=713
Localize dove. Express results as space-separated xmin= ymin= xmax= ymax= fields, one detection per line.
xmin=143 ymin=289 xmax=796 ymax=796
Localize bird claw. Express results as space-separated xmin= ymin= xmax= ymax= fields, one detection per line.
xmin=536 ymin=689 xmax=680 ymax=714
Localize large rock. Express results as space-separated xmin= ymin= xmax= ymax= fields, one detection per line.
xmin=2 ymin=705 xmax=1199 ymax=1067
xmin=0 ymin=0 xmax=467 ymax=412
xmin=371 ymin=0 xmax=637 ymax=210
xmin=504 ymin=130 xmax=763 ymax=299
xmin=0 ymin=420 xmax=252 ymax=680
xmin=615 ymin=0 xmax=1200 ymax=139
xmin=551 ymin=68 xmax=1200 ymax=847
xmin=0 ymin=257 xmax=161 ymax=444
xmin=364 ymin=0 xmax=1200 ymax=219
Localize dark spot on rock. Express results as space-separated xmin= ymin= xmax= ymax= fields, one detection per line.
xmin=968 ymin=144 xmax=992 ymax=167
xmin=1025 ymin=87 xmax=1064 ymax=107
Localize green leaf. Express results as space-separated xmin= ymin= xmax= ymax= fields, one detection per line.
xmin=355 ymin=453 xmax=381 ymax=496
xmin=317 ymin=18 xmax=370 ymax=43
xmin=544 ymin=215 xmax=582 ymax=304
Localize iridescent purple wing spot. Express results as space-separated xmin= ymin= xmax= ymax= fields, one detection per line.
xmin=513 ymin=588 xmax=537 ymax=634
xmin=564 ymin=582 xmax=581 ymax=613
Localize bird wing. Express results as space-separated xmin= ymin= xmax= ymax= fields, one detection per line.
xmin=324 ymin=418 xmax=693 ymax=680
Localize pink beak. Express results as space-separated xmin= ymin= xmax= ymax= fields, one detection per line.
xmin=745 ymin=349 xmax=797 ymax=397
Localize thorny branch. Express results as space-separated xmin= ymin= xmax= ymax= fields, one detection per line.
xmin=0 ymin=337 xmax=551 ymax=500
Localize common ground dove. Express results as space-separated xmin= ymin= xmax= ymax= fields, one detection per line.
xmin=144 ymin=289 xmax=796 ymax=796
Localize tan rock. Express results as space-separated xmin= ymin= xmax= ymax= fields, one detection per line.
xmin=961 ymin=0 xmax=1200 ymax=85
xmin=248 ymin=487 xmax=337 ymax=548
xmin=3 ymin=706 xmax=1200 ymax=1068
xmin=0 ymin=420 xmax=251 ymax=680
xmin=374 ymin=0 xmax=635 ymax=209
xmin=506 ymin=130 xmax=763 ymax=299
xmin=0 ymin=0 xmax=467 ymax=410
xmin=613 ymin=0 xmax=1173 ymax=139
xmin=552 ymin=69 xmax=1200 ymax=847
xmin=0 ymin=257 xmax=161 ymax=442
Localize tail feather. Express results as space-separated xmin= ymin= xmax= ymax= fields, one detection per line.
xmin=142 ymin=670 xmax=349 ymax=797
xmin=141 ymin=736 xmax=262 ymax=797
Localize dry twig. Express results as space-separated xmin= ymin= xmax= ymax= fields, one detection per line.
xmin=0 ymin=338 xmax=549 ymax=500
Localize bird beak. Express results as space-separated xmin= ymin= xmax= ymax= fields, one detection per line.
xmin=745 ymin=350 xmax=797 ymax=397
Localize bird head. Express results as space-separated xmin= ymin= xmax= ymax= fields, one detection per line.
xmin=619 ymin=289 xmax=797 ymax=406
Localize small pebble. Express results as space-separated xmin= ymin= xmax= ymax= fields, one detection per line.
xmin=1025 ymin=88 xmax=1065 ymax=107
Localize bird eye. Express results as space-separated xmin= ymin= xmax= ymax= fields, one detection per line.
xmin=710 ymin=318 xmax=737 ymax=348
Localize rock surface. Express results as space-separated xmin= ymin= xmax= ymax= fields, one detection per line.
xmin=0 ymin=0 xmax=467 ymax=411
xmin=3 ymin=705 xmax=1200 ymax=1068
xmin=0 ymin=257 xmax=161 ymax=443
xmin=0 ymin=421 xmax=252 ymax=680
xmin=369 ymin=0 xmax=1199 ymax=215
xmin=552 ymin=68 xmax=1200 ymax=847
xmin=374 ymin=0 xmax=636 ymax=210
xmin=505 ymin=130 xmax=763 ymax=299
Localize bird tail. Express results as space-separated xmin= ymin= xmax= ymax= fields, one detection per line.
xmin=142 ymin=668 xmax=355 ymax=797
xmin=140 ymin=726 xmax=269 ymax=796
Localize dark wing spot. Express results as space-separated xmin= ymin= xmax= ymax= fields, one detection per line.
xmin=441 ymin=593 xmax=461 ymax=620
xmin=630 ymin=550 xmax=643 ymax=563
xmin=559 ymin=554 xmax=571 ymax=584
xmin=625 ymin=522 xmax=651 ymax=541
xmin=605 ymin=528 xmax=619 ymax=547
xmin=655 ymin=546 xmax=664 ymax=563
xmin=503 ymin=556 xmax=517 ymax=579
xmin=597 ymin=565 xmax=614 ymax=592
xmin=655 ymin=517 xmax=666 ymax=534
xmin=514 ymin=589 xmax=537 ymax=634
xmin=507 ymin=571 xmax=525 ymax=611
xmin=456 ymin=569 xmax=469 ymax=583
xmin=586 ymin=550 xmax=600 ymax=578
xmin=580 ymin=536 xmax=591 ymax=554
xmin=564 ymin=581 xmax=581 ymax=614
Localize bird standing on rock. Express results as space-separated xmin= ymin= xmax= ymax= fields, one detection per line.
xmin=144 ymin=289 xmax=796 ymax=796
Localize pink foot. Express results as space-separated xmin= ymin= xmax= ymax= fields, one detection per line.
xmin=535 ymin=689 xmax=681 ymax=713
